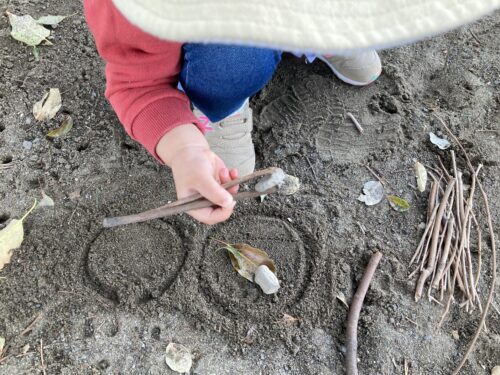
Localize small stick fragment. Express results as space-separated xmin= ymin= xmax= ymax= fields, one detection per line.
xmin=365 ymin=164 xmax=386 ymax=186
xmin=345 ymin=251 xmax=383 ymax=375
xmin=20 ymin=313 xmax=42 ymax=336
xmin=39 ymin=339 xmax=47 ymax=375
xmin=346 ymin=112 xmax=364 ymax=133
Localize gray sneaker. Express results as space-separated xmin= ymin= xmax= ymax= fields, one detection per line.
xmin=194 ymin=102 xmax=255 ymax=176
xmin=318 ymin=50 xmax=382 ymax=86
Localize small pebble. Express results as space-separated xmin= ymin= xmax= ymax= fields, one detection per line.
xmin=22 ymin=140 xmax=33 ymax=150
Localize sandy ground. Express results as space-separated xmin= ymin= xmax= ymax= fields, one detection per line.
xmin=0 ymin=1 xmax=499 ymax=374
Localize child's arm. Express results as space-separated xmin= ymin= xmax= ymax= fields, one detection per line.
xmin=84 ymin=0 xmax=237 ymax=224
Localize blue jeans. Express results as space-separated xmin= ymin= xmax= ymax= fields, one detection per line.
xmin=179 ymin=44 xmax=282 ymax=122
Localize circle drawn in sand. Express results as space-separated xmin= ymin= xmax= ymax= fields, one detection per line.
xmin=200 ymin=216 xmax=316 ymax=320
xmin=85 ymin=222 xmax=185 ymax=304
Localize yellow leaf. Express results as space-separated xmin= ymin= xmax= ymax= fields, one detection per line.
xmin=0 ymin=200 xmax=37 ymax=270
xmin=47 ymin=115 xmax=73 ymax=138
xmin=415 ymin=161 xmax=427 ymax=192
xmin=387 ymin=195 xmax=411 ymax=212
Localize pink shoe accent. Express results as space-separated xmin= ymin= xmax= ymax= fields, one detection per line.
xmin=197 ymin=115 xmax=214 ymax=132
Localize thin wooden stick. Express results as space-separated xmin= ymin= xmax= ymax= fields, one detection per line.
xmin=345 ymin=252 xmax=383 ymax=375
xmin=365 ymin=164 xmax=386 ymax=186
xmin=415 ymin=179 xmax=455 ymax=301
xmin=347 ymin=112 xmax=364 ymax=133
xmin=39 ymin=339 xmax=47 ymax=375
xmin=410 ymin=205 xmax=439 ymax=266
xmin=432 ymin=216 xmax=455 ymax=288
xmin=470 ymin=212 xmax=482 ymax=288
xmin=427 ymin=180 xmax=439 ymax=222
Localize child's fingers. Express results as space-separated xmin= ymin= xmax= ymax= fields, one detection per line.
xmin=187 ymin=203 xmax=235 ymax=225
xmin=226 ymin=168 xmax=239 ymax=195
xmin=218 ymin=168 xmax=239 ymax=195
xmin=195 ymin=173 xmax=234 ymax=208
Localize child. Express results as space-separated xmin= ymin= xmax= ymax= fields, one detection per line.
xmin=84 ymin=0 xmax=497 ymax=225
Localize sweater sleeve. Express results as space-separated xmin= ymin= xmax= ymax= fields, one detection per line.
xmin=84 ymin=0 xmax=203 ymax=160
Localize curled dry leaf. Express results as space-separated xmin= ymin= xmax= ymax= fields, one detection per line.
xmin=6 ymin=11 xmax=51 ymax=47
xmin=47 ymin=115 xmax=73 ymax=138
xmin=387 ymin=195 xmax=411 ymax=212
xmin=33 ymin=88 xmax=61 ymax=122
xmin=0 ymin=200 xmax=37 ymax=270
xmin=415 ymin=161 xmax=427 ymax=192
xmin=336 ymin=291 xmax=349 ymax=309
xmin=214 ymin=239 xmax=276 ymax=283
xmin=357 ymin=180 xmax=384 ymax=206
xmin=165 ymin=343 xmax=192 ymax=374
xmin=429 ymin=132 xmax=451 ymax=150
xmin=36 ymin=15 xmax=67 ymax=26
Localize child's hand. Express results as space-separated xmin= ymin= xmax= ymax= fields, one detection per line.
xmin=156 ymin=124 xmax=239 ymax=224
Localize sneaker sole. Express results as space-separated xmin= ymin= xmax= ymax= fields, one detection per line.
xmin=317 ymin=56 xmax=381 ymax=86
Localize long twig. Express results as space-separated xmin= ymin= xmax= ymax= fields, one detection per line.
xmin=346 ymin=251 xmax=383 ymax=375
xmin=103 ymin=167 xmax=280 ymax=227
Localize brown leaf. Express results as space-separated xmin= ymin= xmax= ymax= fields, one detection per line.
xmin=214 ymin=240 xmax=276 ymax=282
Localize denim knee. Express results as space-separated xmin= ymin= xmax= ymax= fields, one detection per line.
xmin=180 ymin=44 xmax=281 ymax=122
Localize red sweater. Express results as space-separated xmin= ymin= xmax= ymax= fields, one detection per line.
xmin=84 ymin=0 xmax=203 ymax=160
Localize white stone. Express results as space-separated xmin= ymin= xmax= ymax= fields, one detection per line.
xmin=254 ymin=265 xmax=280 ymax=294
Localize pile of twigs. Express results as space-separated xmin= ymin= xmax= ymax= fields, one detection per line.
xmin=409 ymin=149 xmax=482 ymax=320
xmin=410 ymin=116 xmax=496 ymax=375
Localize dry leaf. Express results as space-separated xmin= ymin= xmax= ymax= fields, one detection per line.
xmin=429 ymin=132 xmax=451 ymax=150
xmin=358 ymin=180 xmax=384 ymax=206
xmin=387 ymin=195 xmax=410 ymax=212
xmin=39 ymin=191 xmax=54 ymax=208
xmin=47 ymin=115 xmax=72 ymax=138
xmin=165 ymin=343 xmax=192 ymax=374
xmin=214 ymin=240 xmax=276 ymax=282
xmin=0 ymin=200 xmax=37 ymax=270
xmin=6 ymin=12 xmax=50 ymax=47
xmin=36 ymin=15 xmax=67 ymax=26
xmin=33 ymin=88 xmax=61 ymax=121
xmin=280 ymin=314 xmax=301 ymax=325
xmin=336 ymin=291 xmax=349 ymax=309
xmin=0 ymin=337 xmax=5 ymax=353
xmin=415 ymin=161 xmax=427 ymax=192
xmin=21 ymin=343 xmax=30 ymax=355
xmin=451 ymin=330 xmax=459 ymax=340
